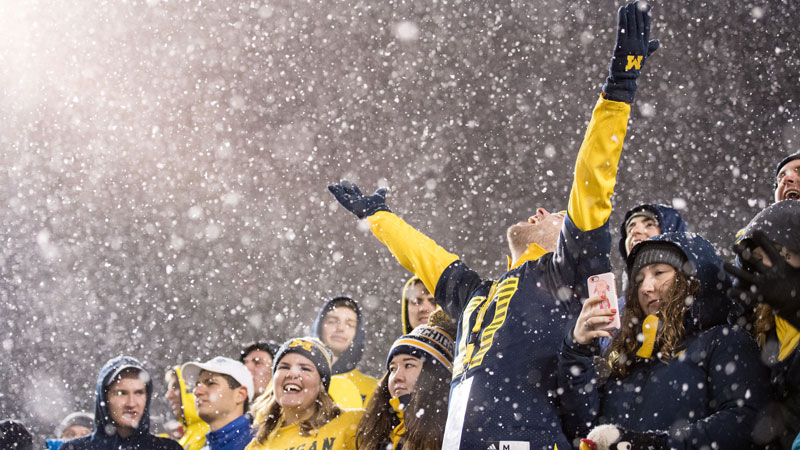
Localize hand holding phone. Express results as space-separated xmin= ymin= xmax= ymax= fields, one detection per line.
xmin=587 ymin=273 xmax=620 ymax=331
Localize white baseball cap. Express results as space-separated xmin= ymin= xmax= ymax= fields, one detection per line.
xmin=181 ymin=357 xmax=255 ymax=401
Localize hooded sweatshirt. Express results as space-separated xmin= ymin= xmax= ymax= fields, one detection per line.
xmin=558 ymin=233 xmax=773 ymax=450
xmin=170 ymin=366 xmax=209 ymax=450
xmin=62 ymin=356 xmax=183 ymax=450
xmin=312 ymin=296 xmax=377 ymax=406
xmin=617 ymin=203 xmax=688 ymax=260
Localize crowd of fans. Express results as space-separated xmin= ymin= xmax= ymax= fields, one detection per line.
xmin=3 ymin=2 xmax=800 ymax=449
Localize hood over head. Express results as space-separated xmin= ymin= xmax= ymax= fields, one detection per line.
xmin=401 ymin=275 xmax=420 ymax=334
xmin=0 ymin=419 xmax=33 ymax=450
xmin=738 ymin=200 xmax=800 ymax=255
xmin=93 ymin=356 xmax=152 ymax=438
xmin=627 ymin=232 xmax=733 ymax=335
xmin=619 ymin=203 xmax=688 ymax=259
xmin=169 ymin=366 xmax=205 ymax=428
xmin=312 ymin=296 xmax=366 ymax=374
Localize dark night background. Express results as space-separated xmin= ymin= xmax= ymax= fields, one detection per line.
xmin=1 ymin=0 xmax=798 ymax=440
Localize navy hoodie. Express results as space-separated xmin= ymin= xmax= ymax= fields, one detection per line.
xmin=61 ymin=356 xmax=182 ymax=450
xmin=558 ymin=233 xmax=772 ymax=450
xmin=312 ymin=296 xmax=366 ymax=375
xmin=617 ymin=203 xmax=688 ymax=259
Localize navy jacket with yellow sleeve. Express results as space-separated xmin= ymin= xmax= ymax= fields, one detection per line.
xmin=366 ymin=95 xmax=630 ymax=450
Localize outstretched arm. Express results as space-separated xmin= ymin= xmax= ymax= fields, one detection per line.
xmin=328 ymin=181 xmax=460 ymax=304
xmin=567 ymin=1 xmax=659 ymax=232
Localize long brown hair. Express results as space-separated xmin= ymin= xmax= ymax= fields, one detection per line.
xmin=356 ymin=360 xmax=451 ymax=450
xmin=253 ymin=388 xmax=341 ymax=443
xmin=606 ymin=270 xmax=700 ymax=378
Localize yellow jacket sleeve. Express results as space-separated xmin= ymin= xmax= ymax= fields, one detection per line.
xmin=568 ymin=95 xmax=631 ymax=231
xmin=367 ymin=211 xmax=460 ymax=294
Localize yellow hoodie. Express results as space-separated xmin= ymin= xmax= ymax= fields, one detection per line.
xmin=173 ymin=366 xmax=210 ymax=450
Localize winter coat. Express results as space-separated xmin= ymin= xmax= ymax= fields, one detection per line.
xmin=203 ymin=415 xmax=252 ymax=450
xmin=365 ymin=95 xmax=631 ymax=450
xmin=170 ymin=366 xmax=210 ymax=450
xmin=731 ymin=200 xmax=800 ymax=447
xmin=62 ymin=356 xmax=183 ymax=450
xmin=312 ymin=296 xmax=378 ymax=406
xmin=759 ymin=328 xmax=800 ymax=448
xmin=558 ymin=232 xmax=772 ymax=450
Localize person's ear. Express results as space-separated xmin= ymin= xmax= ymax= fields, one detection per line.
xmin=234 ymin=386 xmax=248 ymax=405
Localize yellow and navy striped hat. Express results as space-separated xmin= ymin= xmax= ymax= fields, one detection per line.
xmin=386 ymin=324 xmax=455 ymax=371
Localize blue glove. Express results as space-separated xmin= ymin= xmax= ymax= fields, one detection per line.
xmin=327 ymin=180 xmax=391 ymax=219
xmin=603 ymin=1 xmax=660 ymax=103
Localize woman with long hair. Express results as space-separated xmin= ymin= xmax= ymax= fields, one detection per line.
xmin=246 ymin=337 xmax=362 ymax=450
xmin=357 ymin=310 xmax=454 ymax=450
xmin=558 ymin=232 xmax=772 ymax=450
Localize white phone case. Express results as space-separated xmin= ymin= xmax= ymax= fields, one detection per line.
xmin=587 ymin=272 xmax=620 ymax=330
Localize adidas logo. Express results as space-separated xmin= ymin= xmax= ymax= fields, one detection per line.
xmin=487 ymin=445 xmax=497 ymax=450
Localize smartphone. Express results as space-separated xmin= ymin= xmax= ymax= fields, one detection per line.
xmin=587 ymin=272 xmax=620 ymax=330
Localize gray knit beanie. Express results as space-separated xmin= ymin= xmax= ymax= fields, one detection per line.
xmin=629 ymin=242 xmax=687 ymax=282
xmin=625 ymin=209 xmax=659 ymax=232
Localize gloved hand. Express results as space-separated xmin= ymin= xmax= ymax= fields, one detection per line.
xmin=724 ymin=231 xmax=800 ymax=329
xmin=327 ymin=180 xmax=391 ymax=219
xmin=579 ymin=424 xmax=668 ymax=450
xmin=603 ymin=1 xmax=660 ymax=103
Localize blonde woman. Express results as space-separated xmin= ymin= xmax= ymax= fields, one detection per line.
xmin=246 ymin=337 xmax=362 ymax=450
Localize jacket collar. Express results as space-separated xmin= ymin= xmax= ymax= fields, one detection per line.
xmin=205 ymin=415 xmax=252 ymax=449
xmin=506 ymin=243 xmax=548 ymax=270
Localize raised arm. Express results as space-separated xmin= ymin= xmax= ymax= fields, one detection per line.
xmin=328 ymin=181 xmax=469 ymax=314
xmin=567 ymin=1 xmax=659 ymax=232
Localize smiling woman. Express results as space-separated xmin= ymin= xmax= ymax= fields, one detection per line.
xmin=247 ymin=337 xmax=362 ymax=450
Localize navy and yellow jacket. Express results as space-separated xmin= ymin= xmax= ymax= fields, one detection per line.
xmin=367 ymin=95 xmax=629 ymax=450
xmin=558 ymin=233 xmax=773 ymax=450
